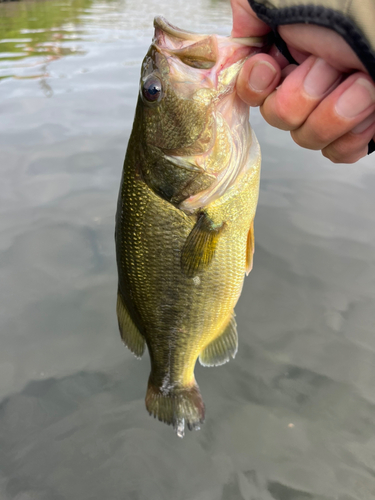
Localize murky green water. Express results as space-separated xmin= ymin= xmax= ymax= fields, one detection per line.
xmin=1 ymin=0 xmax=375 ymax=498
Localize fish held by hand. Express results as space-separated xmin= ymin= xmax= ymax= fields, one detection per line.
xmin=115 ymin=16 xmax=264 ymax=437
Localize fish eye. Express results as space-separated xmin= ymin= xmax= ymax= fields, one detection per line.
xmin=142 ymin=76 xmax=162 ymax=102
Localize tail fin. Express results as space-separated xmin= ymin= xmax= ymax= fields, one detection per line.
xmin=145 ymin=379 xmax=205 ymax=438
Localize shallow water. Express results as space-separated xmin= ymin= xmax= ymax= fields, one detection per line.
xmin=1 ymin=0 xmax=375 ymax=498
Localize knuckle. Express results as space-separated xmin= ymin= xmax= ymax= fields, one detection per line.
xmin=323 ymin=133 xmax=369 ymax=163
xmin=261 ymin=100 xmax=295 ymax=131
xmin=322 ymin=149 xmax=343 ymax=163
xmin=327 ymin=140 xmax=348 ymax=159
xmin=290 ymin=129 xmax=321 ymax=150
xmin=308 ymin=126 xmax=328 ymax=146
xmin=345 ymin=150 xmax=367 ymax=163
xmin=290 ymin=129 xmax=303 ymax=147
xmin=272 ymin=88 xmax=308 ymax=130
xmin=274 ymin=100 xmax=297 ymax=129
xmin=322 ymin=144 xmax=367 ymax=164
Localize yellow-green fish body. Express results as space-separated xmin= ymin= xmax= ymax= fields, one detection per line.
xmin=116 ymin=17 xmax=262 ymax=436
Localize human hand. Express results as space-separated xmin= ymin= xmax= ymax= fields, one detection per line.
xmin=231 ymin=0 xmax=375 ymax=163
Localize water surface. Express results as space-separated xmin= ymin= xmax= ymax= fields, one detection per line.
xmin=1 ymin=1 xmax=375 ymax=499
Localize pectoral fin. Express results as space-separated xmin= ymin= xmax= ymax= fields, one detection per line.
xmin=116 ymin=292 xmax=145 ymax=359
xmin=181 ymin=212 xmax=225 ymax=277
xmin=246 ymin=220 xmax=255 ymax=276
xmin=199 ymin=313 xmax=238 ymax=367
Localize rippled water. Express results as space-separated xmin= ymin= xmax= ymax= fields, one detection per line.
xmin=1 ymin=0 xmax=375 ymax=498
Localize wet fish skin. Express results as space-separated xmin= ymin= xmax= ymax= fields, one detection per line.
xmin=115 ymin=17 xmax=262 ymax=437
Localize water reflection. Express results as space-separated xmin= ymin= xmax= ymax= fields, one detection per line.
xmin=0 ymin=0 xmax=90 ymax=80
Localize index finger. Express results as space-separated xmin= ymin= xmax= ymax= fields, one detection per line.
xmin=279 ymin=24 xmax=368 ymax=74
xmin=231 ymin=0 xmax=271 ymax=37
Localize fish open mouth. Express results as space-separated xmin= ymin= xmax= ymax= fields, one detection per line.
xmin=151 ymin=17 xmax=264 ymax=211
xmin=153 ymin=16 xmax=267 ymax=87
xmin=151 ymin=17 xmax=255 ymax=142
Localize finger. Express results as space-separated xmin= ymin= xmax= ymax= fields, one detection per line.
xmin=280 ymin=63 xmax=298 ymax=80
xmin=286 ymin=46 xmax=310 ymax=65
xmin=322 ymin=112 xmax=375 ymax=163
xmin=268 ymin=44 xmax=290 ymax=70
xmin=260 ymin=55 xmax=342 ymax=130
xmin=292 ymin=74 xmax=375 ymax=150
xmin=279 ymin=24 xmax=368 ymax=73
xmin=231 ymin=0 xmax=271 ymax=37
xmin=237 ymin=54 xmax=281 ymax=107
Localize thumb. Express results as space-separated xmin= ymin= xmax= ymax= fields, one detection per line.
xmin=237 ymin=54 xmax=281 ymax=107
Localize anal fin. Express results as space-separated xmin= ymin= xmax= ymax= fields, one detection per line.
xmin=199 ymin=313 xmax=238 ymax=367
xmin=116 ymin=292 xmax=145 ymax=359
xmin=246 ymin=220 xmax=255 ymax=276
xmin=181 ymin=212 xmax=225 ymax=277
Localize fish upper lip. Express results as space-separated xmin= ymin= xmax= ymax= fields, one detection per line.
xmin=154 ymin=16 xmax=209 ymax=43
xmin=154 ymin=15 xmax=270 ymax=47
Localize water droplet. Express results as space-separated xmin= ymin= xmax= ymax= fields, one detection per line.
xmin=176 ymin=418 xmax=185 ymax=438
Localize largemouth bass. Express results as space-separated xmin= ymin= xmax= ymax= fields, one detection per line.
xmin=115 ymin=17 xmax=263 ymax=437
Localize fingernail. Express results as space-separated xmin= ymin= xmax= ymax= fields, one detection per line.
xmin=248 ymin=61 xmax=277 ymax=92
xmin=352 ymin=112 xmax=375 ymax=134
xmin=303 ymin=57 xmax=341 ymax=98
xmin=336 ymin=78 xmax=375 ymax=118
